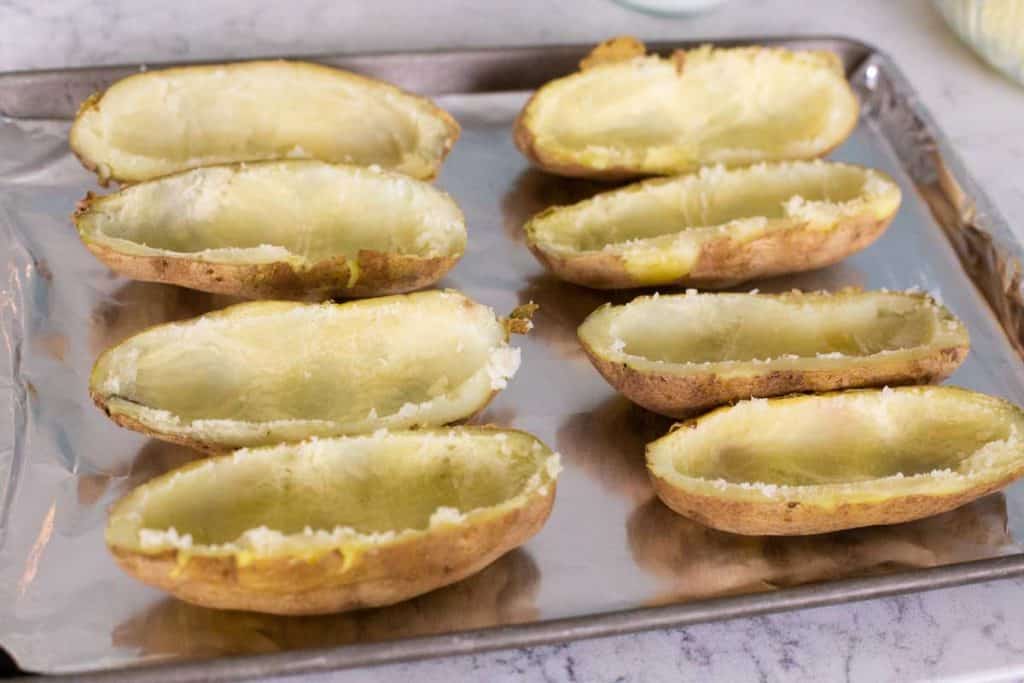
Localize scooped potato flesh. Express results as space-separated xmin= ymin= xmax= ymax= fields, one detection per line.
xmin=76 ymin=161 xmax=465 ymax=264
xmin=523 ymin=45 xmax=857 ymax=173
xmin=71 ymin=61 xmax=457 ymax=181
xmin=529 ymin=162 xmax=898 ymax=256
xmin=592 ymin=291 xmax=952 ymax=365
xmin=107 ymin=430 xmax=552 ymax=551
xmin=91 ymin=292 xmax=518 ymax=446
xmin=651 ymin=389 xmax=1023 ymax=488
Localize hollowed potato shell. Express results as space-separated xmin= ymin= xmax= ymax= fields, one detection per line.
xmin=578 ymin=289 xmax=969 ymax=417
xmin=90 ymin=291 xmax=528 ymax=451
xmin=525 ymin=160 xmax=901 ymax=289
xmin=105 ymin=428 xmax=560 ymax=615
xmin=647 ymin=387 xmax=1024 ymax=535
xmin=73 ymin=161 xmax=466 ymax=299
xmin=70 ymin=60 xmax=459 ymax=184
xmin=515 ymin=38 xmax=858 ymax=180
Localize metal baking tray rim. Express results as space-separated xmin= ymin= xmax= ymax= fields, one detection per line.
xmin=3 ymin=34 xmax=1024 ymax=680
xmin=47 ymin=555 xmax=1024 ymax=682
xmin=0 ymin=33 xmax=877 ymax=94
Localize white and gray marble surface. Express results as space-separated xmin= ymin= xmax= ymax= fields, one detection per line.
xmin=3 ymin=0 xmax=1024 ymax=680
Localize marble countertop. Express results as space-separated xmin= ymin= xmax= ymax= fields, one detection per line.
xmin=3 ymin=0 xmax=1024 ymax=680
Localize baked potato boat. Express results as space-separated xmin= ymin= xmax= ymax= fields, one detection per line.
xmin=647 ymin=386 xmax=1024 ymax=535
xmin=578 ymin=289 xmax=969 ymax=417
xmin=73 ymin=161 xmax=466 ymax=299
xmin=525 ymin=160 xmax=901 ymax=289
xmin=70 ymin=60 xmax=459 ymax=184
xmin=515 ymin=37 xmax=858 ymax=180
xmin=106 ymin=428 xmax=560 ymax=615
xmin=90 ymin=291 xmax=531 ymax=452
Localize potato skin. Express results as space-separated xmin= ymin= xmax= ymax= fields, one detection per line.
xmin=71 ymin=60 xmax=460 ymax=185
xmin=81 ymin=239 xmax=460 ymax=300
xmin=108 ymin=484 xmax=555 ymax=615
xmin=581 ymin=343 xmax=969 ymax=418
xmin=514 ymin=40 xmax=857 ymax=181
xmin=647 ymin=388 xmax=1024 ymax=535
xmin=87 ymin=292 xmax=525 ymax=451
xmin=529 ymin=212 xmax=894 ymax=290
xmin=650 ymin=469 xmax=1021 ymax=536
xmin=74 ymin=185 xmax=462 ymax=300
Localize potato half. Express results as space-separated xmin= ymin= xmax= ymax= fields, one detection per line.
xmin=90 ymin=291 xmax=529 ymax=451
xmin=515 ymin=37 xmax=858 ymax=179
xmin=647 ymin=387 xmax=1024 ymax=535
xmin=106 ymin=428 xmax=560 ymax=614
xmin=525 ymin=161 xmax=901 ymax=289
xmin=70 ymin=60 xmax=459 ymax=184
xmin=73 ymin=161 xmax=466 ymax=299
xmin=578 ymin=290 xmax=969 ymax=417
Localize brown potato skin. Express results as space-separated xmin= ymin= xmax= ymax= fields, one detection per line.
xmin=581 ymin=344 xmax=969 ymax=418
xmin=529 ymin=212 xmax=894 ymax=290
xmin=514 ymin=41 xmax=857 ymax=181
xmin=108 ymin=485 xmax=555 ymax=615
xmin=81 ymin=239 xmax=461 ymax=300
xmin=650 ymin=469 xmax=1023 ymax=536
xmin=71 ymin=61 xmax=460 ymax=186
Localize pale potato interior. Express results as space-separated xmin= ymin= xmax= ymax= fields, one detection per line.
xmin=527 ymin=47 xmax=856 ymax=170
xmin=530 ymin=162 xmax=887 ymax=253
xmin=92 ymin=292 xmax=510 ymax=437
xmin=117 ymin=432 xmax=544 ymax=546
xmin=77 ymin=162 xmax=465 ymax=264
xmin=71 ymin=61 xmax=454 ymax=181
xmin=597 ymin=293 xmax=944 ymax=364
xmin=655 ymin=389 xmax=1020 ymax=486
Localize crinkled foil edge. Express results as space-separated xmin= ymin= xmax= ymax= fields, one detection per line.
xmin=852 ymin=53 xmax=1024 ymax=359
xmin=0 ymin=198 xmax=30 ymax=548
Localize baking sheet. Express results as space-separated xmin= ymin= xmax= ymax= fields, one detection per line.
xmin=2 ymin=38 xmax=1024 ymax=678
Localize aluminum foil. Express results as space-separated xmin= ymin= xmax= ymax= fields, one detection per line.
xmin=2 ymin=45 xmax=1024 ymax=676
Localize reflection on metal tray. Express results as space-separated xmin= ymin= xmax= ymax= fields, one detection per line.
xmin=1 ymin=36 xmax=1024 ymax=681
